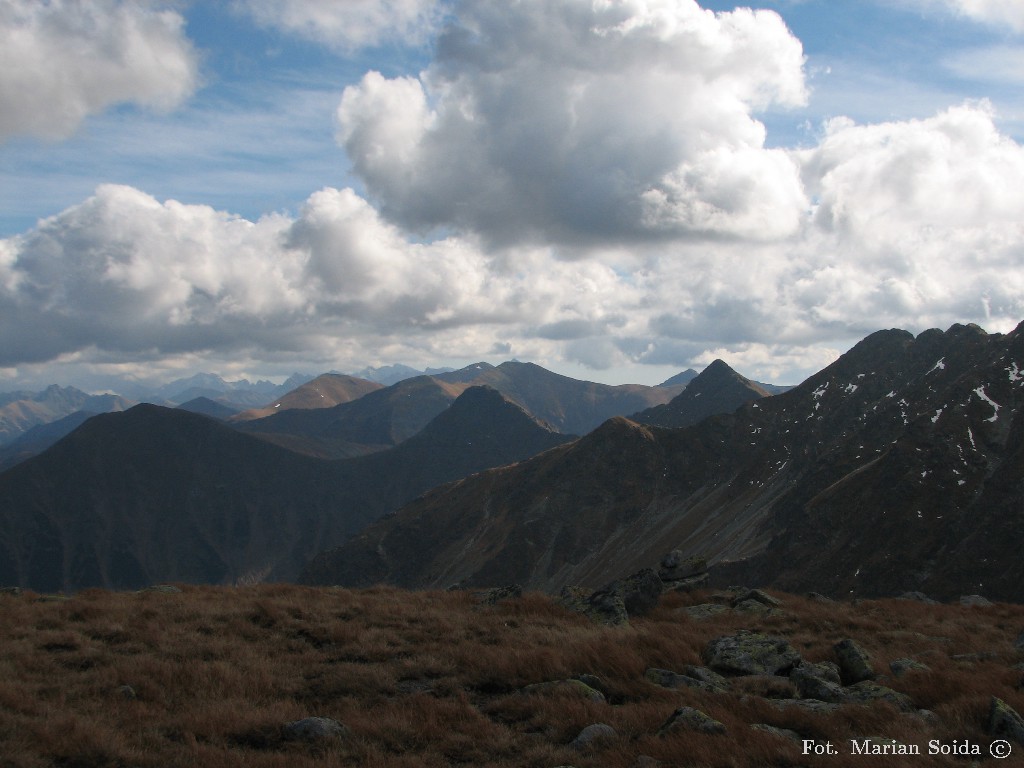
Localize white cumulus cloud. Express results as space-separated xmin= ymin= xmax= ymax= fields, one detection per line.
xmin=0 ymin=0 xmax=198 ymax=143
xmin=336 ymin=0 xmax=809 ymax=245
xmin=235 ymin=0 xmax=445 ymax=50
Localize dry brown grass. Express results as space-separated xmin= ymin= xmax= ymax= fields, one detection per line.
xmin=1 ymin=585 xmax=1023 ymax=767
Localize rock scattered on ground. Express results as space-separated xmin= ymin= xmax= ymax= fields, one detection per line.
xmin=834 ymin=638 xmax=874 ymax=684
xmin=571 ymin=723 xmax=617 ymax=751
xmin=657 ymin=706 xmax=726 ymax=736
xmin=283 ymin=717 xmax=349 ymax=742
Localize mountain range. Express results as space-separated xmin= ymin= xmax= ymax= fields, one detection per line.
xmin=0 ymin=385 xmax=570 ymax=592
xmin=3 ymin=323 xmax=1022 ymax=603
xmin=303 ymin=322 xmax=1024 ymax=603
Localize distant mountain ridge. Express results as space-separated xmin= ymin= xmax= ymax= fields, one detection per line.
xmin=0 ymin=386 xmax=571 ymax=592
xmin=304 ymin=322 xmax=1024 ymax=603
xmin=632 ymin=359 xmax=770 ymax=428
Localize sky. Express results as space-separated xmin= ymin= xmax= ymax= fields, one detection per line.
xmin=1 ymin=0 xmax=1023 ymax=392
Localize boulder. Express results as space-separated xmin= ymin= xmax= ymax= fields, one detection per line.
xmin=703 ymin=631 xmax=802 ymax=677
xmin=645 ymin=668 xmax=724 ymax=693
xmin=791 ymin=663 xmax=846 ymax=703
xmin=834 ymin=639 xmax=874 ymax=684
xmin=283 ymin=717 xmax=349 ymax=742
xmin=960 ymin=595 xmax=994 ymax=607
xmin=658 ymin=551 xmax=707 ymax=581
xmin=1015 ymin=631 xmax=1024 ymax=651
xmin=732 ymin=589 xmax=781 ymax=609
xmin=680 ymin=603 xmax=729 ymax=620
xmin=571 ymin=723 xmax=617 ymax=751
xmin=559 ymin=585 xmax=627 ymax=626
xmin=889 ymin=658 xmax=929 ymax=677
xmin=844 ymin=681 xmax=915 ymax=712
xmin=657 ymin=706 xmax=726 ymax=736
xmin=560 ymin=568 xmax=663 ymax=624
xmin=472 ymin=584 xmax=522 ymax=605
xmin=989 ymin=697 xmax=1024 ymax=746
xmin=0 ymin=586 xmax=23 ymax=596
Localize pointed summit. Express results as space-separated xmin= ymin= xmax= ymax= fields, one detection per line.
xmin=632 ymin=359 xmax=769 ymax=428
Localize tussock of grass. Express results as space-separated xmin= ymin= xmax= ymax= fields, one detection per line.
xmin=1 ymin=585 xmax=1022 ymax=767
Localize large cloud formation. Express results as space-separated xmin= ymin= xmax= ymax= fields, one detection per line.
xmin=336 ymin=0 xmax=809 ymax=245
xmin=1 ymin=0 xmax=1023 ymax=387
xmin=0 ymin=0 xmax=198 ymax=142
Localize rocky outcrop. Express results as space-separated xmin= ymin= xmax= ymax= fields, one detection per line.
xmin=559 ymin=567 xmax=664 ymax=625
xmin=834 ymin=638 xmax=875 ymax=684
xmin=989 ymin=697 xmax=1024 ymax=746
xmin=657 ymin=707 xmax=726 ymax=736
xmin=703 ymin=631 xmax=802 ymax=677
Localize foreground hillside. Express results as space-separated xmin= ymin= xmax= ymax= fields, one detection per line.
xmin=1 ymin=584 xmax=1022 ymax=767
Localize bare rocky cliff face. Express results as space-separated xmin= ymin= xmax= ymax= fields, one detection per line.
xmin=303 ymin=322 xmax=1024 ymax=603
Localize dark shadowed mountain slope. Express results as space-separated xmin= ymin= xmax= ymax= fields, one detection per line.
xmin=449 ymin=360 xmax=682 ymax=435
xmin=0 ymin=386 xmax=571 ymax=592
xmin=229 ymin=373 xmax=383 ymax=422
xmin=0 ymin=411 xmax=100 ymax=472
xmin=303 ymin=322 xmax=1024 ymax=603
xmin=632 ymin=359 xmax=771 ymax=428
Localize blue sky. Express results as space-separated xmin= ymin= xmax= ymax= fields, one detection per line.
xmin=1 ymin=0 xmax=1023 ymax=391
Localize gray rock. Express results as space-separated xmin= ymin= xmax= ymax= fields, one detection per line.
xmin=283 ymin=717 xmax=349 ymax=742
xmin=665 ymin=572 xmax=709 ymax=592
xmin=807 ymin=592 xmax=834 ymax=602
xmin=680 ymin=603 xmax=730 ymax=620
xmin=834 ymin=639 xmax=874 ymax=684
xmin=0 ymin=586 xmax=23 ymax=596
xmin=733 ymin=599 xmax=773 ymax=615
xmin=890 ymin=658 xmax=929 ymax=677
xmin=472 ymin=584 xmax=522 ymax=605
xmin=682 ymin=665 xmax=729 ymax=688
xmin=960 ymin=594 xmax=994 ymax=607
xmin=645 ymin=668 xmax=723 ymax=693
xmin=751 ymin=724 xmax=802 ymax=742
xmin=576 ymin=674 xmax=608 ymax=697
xmin=615 ymin=568 xmax=664 ymax=617
xmin=733 ymin=589 xmax=781 ymax=608
xmin=703 ymin=631 xmax=802 ymax=676
xmin=844 ymin=681 xmax=915 ymax=712
xmin=571 ymin=723 xmax=616 ymax=751
xmin=560 ymin=568 xmax=664 ymax=624
xmin=559 ymin=585 xmax=628 ymax=626
xmin=658 ymin=706 xmax=726 ymax=736
xmin=658 ymin=551 xmax=707 ymax=581
xmin=791 ymin=663 xmax=847 ymax=703
xmin=1015 ymin=631 xmax=1024 ymax=651
xmin=117 ymin=685 xmax=137 ymax=700
xmin=989 ymin=697 xmax=1024 ymax=745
